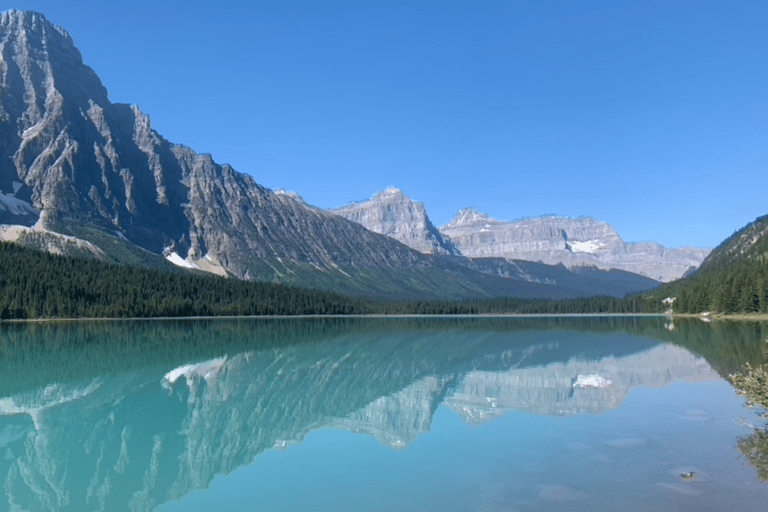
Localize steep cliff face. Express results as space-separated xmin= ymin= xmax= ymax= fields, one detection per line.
xmin=0 ymin=11 xmax=512 ymax=299
xmin=0 ymin=12 xmax=419 ymax=272
xmin=441 ymin=209 xmax=710 ymax=282
xmin=332 ymin=188 xmax=457 ymax=255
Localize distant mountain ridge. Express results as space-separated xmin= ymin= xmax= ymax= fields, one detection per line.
xmin=333 ymin=189 xmax=709 ymax=282
xmin=0 ymin=10 xmax=664 ymax=300
xmin=442 ymin=208 xmax=709 ymax=282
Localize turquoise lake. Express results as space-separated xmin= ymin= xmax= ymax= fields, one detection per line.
xmin=1 ymin=316 xmax=768 ymax=511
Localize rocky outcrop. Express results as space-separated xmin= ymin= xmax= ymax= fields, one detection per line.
xmin=441 ymin=209 xmax=710 ymax=282
xmin=332 ymin=187 xmax=457 ymax=255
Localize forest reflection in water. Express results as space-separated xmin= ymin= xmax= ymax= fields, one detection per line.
xmin=1 ymin=316 xmax=767 ymax=511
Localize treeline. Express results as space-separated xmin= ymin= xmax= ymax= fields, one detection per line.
xmin=0 ymin=241 xmax=663 ymax=319
xmin=373 ymin=294 xmax=654 ymax=315
xmin=663 ymin=256 xmax=768 ymax=314
xmin=0 ymin=242 xmax=368 ymax=319
xmin=656 ymin=213 xmax=768 ymax=315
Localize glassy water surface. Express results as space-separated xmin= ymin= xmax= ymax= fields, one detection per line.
xmin=1 ymin=317 xmax=768 ymax=511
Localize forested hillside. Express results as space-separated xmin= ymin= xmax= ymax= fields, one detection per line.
xmin=0 ymin=241 xmax=659 ymax=319
xmin=651 ymin=215 xmax=768 ymax=314
xmin=0 ymin=242 xmax=366 ymax=319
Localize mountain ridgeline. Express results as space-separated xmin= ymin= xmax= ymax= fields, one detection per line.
xmin=333 ymin=190 xmax=709 ymax=283
xmin=0 ymin=10 xmax=709 ymax=303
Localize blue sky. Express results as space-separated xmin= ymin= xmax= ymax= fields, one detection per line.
xmin=10 ymin=1 xmax=768 ymax=248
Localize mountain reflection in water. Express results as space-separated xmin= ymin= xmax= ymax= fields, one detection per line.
xmin=0 ymin=317 xmax=766 ymax=511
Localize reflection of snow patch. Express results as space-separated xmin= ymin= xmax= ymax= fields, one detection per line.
xmin=163 ymin=357 xmax=227 ymax=390
xmin=163 ymin=364 xmax=197 ymax=385
xmin=573 ymin=374 xmax=611 ymax=388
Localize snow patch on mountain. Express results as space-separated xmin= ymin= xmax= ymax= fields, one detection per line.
xmin=568 ymin=240 xmax=603 ymax=254
xmin=165 ymin=251 xmax=197 ymax=270
xmin=164 ymin=250 xmax=228 ymax=277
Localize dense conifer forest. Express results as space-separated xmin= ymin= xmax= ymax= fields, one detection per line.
xmin=657 ymin=258 xmax=768 ymax=314
xmin=0 ymin=241 xmax=661 ymax=319
xmin=650 ymin=215 xmax=768 ymax=315
xmin=0 ymin=242 xmax=367 ymax=318
xmin=6 ymin=232 xmax=768 ymax=319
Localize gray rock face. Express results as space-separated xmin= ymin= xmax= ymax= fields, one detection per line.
xmin=0 ymin=10 xmax=497 ymax=299
xmin=441 ymin=209 xmax=710 ymax=282
xmin=332 ymin=187 xmax=457 ymax=255
xmin=0 ymin=11 xmax=410 ymax=267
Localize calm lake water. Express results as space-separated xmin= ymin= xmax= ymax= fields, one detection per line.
xmin=1 ymin=316 xmax=768 ymax=511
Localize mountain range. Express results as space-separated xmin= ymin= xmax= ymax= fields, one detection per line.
xmin=0 ymin=10 xmax=709 ymax=301
xmin=333 ymin=188 xmax=710 ymax=282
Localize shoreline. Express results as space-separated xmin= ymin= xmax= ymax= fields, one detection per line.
xmin=671 ymin=312 xmax=768 ymax=321
xmin=0 ymin=312 xmax=679 ymax=323
xmin=2 ymin=312 xmax=767 ymax=323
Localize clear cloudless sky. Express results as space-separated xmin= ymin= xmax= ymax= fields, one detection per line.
xmin=8 ymin=0 xmax=768 ymax=248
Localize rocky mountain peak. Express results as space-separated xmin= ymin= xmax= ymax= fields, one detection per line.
xmin=378 ymin=186 xmax=406 ymax=197
xmin=274 ymin=189 xmax=305 ymax=202
xmin=444 ymin=207 xmax=491 ymax=229
xmin=1 ymin=10 xmax=68 ymax=41
xmin=332 ymin=188 xmax=457 ymax=256
xmin=0 ymin=10 xmax=105 ymax=99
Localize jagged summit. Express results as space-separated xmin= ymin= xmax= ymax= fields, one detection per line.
xmin=274 ymin=189 xmax=305 ymax=201
xmin=0 ymin=10 xmax=100 ymax=93
xmin=443 ymin=207 xmax=491 ymax=229
xmin=1 ymin=10 xmax=68 ymax=37
xmin=337 ymin=186 xmax=407 ymax=209
xmin=380 ymin=186 xmax=405 ymax=196
xmin=332 ymin=187 xmax=457 ymax=256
